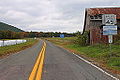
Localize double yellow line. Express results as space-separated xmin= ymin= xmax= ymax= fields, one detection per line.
xmin=29 ymin=41 xmax=46 ymax=80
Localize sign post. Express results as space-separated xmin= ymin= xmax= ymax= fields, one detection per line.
xmin=108 ymin=35 xmax=112 ymax=54
xmin=102 ymin=14 xmax=117 ymax=55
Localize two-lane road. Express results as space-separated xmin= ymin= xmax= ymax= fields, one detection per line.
xmin=0 ymin=40 xmax=119 ymax=80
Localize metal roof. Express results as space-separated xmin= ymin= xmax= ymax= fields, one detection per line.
xmin=87 ymin=7 xmax=120 ymax=19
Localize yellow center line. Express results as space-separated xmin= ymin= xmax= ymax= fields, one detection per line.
xmin=36 ymin=42 xmax=46 ymax=80
xmin=29 ymin=41 xmax=46 ymax=80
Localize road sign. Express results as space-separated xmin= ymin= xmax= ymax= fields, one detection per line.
xmin=103 ymin=30 xmax=117 ymax=35
xmin=102 ymin=14 xmax=117 ymax=51
xmin=103 ymin=25 xmax=117 ymax=31
xmin=103 ymin=25 xmax=117 ymax=35
xmin=60 ymin=34 xmax=64 ymax=38
xmin=108 ymin=35 xmax=113 ymax=43
xmin=102 ymin=14 xmax=116 ymax=25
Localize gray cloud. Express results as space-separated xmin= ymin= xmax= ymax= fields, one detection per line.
xmin=0 ymin=0 xmax=120 ymax=32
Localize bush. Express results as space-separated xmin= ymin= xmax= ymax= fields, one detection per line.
xmin=75 ymin=31 xmax=89 ymax=46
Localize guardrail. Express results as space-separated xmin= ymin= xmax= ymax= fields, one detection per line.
xmin=0 ymin=40 xmax=27 ymax=47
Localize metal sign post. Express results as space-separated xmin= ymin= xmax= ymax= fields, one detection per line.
xmin=102 ymin=14 xmax=117 ymax=55
xmin=108 ymin=35 xmax=112 ymax=55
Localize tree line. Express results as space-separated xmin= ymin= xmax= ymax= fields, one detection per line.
xmin=0 ymin=30 xmax=76 ymax=39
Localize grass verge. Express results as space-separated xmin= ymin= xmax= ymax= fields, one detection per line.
xmin=46 ymin=37 xmax=120 ymax=75
xmin=0 ymin=38 xmax=39 ymax=57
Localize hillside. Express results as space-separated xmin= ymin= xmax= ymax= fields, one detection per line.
xmin=0 ymin=22 xmax=24 ymax=32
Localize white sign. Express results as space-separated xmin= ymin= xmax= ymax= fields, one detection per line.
xmin=102 ymin=14 xmax=116 ymax=25
xmin=103 ymin=25 xmax=117 ymax=31
xmin=108 ymin=35 xmax=113 ymax=43
xmin=103 ymin=25 xmax=117 ymax=35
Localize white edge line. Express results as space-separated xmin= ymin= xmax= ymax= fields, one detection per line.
xmin=72 ymin=52 xmax=119 ymax=80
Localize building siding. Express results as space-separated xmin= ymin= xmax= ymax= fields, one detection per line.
xmin=83 ymin=7 xmax=120 ymax=44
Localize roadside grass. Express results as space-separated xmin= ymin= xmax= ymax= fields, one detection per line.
xmin=46 ymin=37 xmax=120 ymax=73
xmin=0 ymin=38 xmax=38 ymax=57
xmin=45 ymin=37 xmax=77 ymax=45
xmin=66 ymin=44 xmax=120 ymax=70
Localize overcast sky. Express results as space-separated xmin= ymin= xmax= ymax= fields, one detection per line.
xmin=0 ymin=0 xmax=120 ymax=32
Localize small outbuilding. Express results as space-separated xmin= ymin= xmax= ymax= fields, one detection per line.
xmin=83 ymin=7 xmax=120 ymax=44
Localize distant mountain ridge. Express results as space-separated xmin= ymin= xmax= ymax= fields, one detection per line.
xmin=0 ymin=22 xmax=24 ymax=32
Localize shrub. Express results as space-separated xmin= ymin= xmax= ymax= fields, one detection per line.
xmin=75 ymin=31 xmax=89 ymax=46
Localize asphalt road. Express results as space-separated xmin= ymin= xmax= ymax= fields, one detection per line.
xmin=42 ymin=41 xmax=118 ymax=80
xmin=0 ymin=40 xmax=119 ymax=80
xmin=0 ymin=40 xmax=43 ymax=80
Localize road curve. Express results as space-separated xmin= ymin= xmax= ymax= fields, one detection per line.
xmin=42 ymin=41 xmax=118 ymax=80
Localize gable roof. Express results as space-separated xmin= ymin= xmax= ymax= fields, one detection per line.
xmin=87 ymin=7 xmax=120 ymax=19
